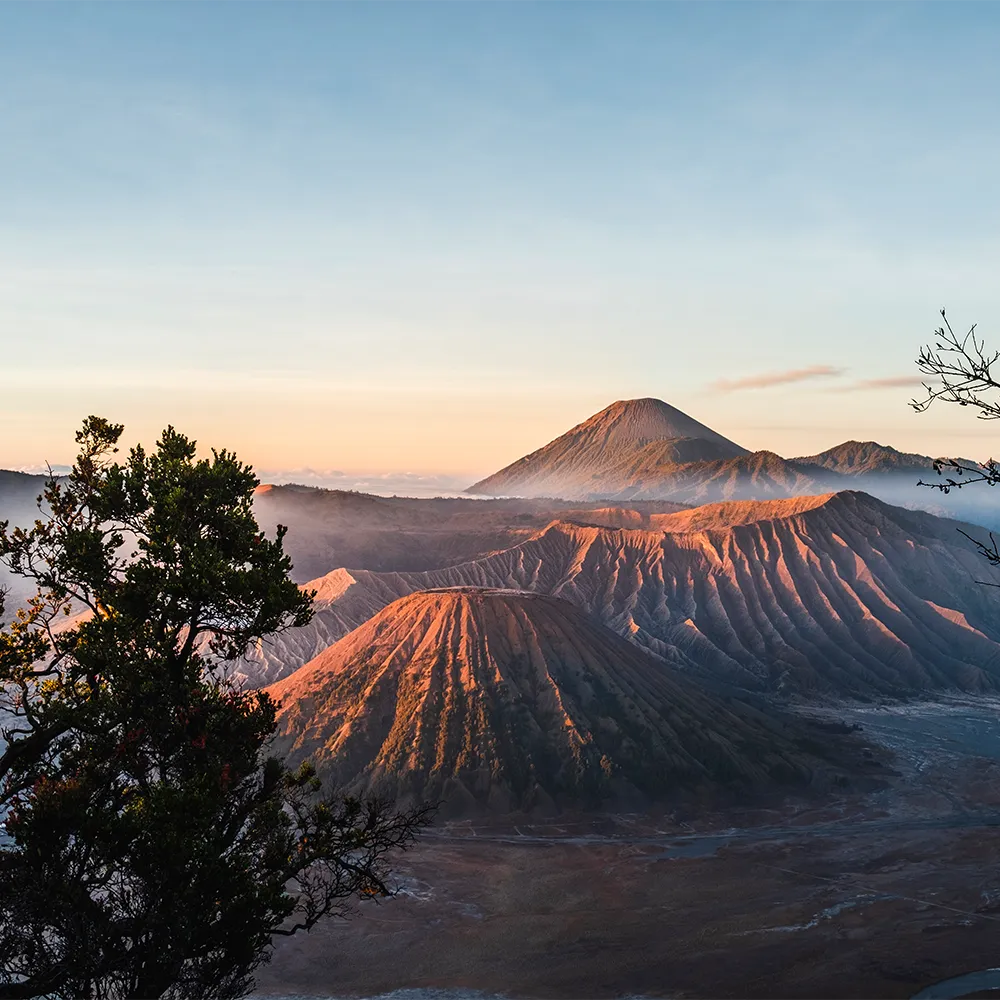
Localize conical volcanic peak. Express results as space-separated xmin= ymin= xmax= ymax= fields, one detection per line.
xmin=469 ymin=398 xmax=748 ymax=499
xmin=565 ymin=398 xmax=747 ymax=453
xmin=268 ymin=588 xmax=820 ymax=814
xmin=465 ymin=400 xmax=990 ymax=514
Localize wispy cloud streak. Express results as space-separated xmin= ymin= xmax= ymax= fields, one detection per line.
xmin=828 ymin=376 xmax=927 ymax=393
xmin=711 ymin=365 xmax=844 ymax=392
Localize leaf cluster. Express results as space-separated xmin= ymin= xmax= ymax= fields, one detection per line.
xmin=0 ymin=417 xmax=430 ymax=1000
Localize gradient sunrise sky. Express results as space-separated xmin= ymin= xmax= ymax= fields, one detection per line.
xmin=3 ymin=2 xmax=1000 ymax=483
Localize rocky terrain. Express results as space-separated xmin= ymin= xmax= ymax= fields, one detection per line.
xmin=243 ymin=491 xmax=1000 ymax=699
xmin=4 ymin=411 xmax=1000 ymax=998
xmin=268 ymin=588 xmax=837 ymax=814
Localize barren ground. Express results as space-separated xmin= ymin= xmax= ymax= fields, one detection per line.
xmin=255 ymin=698 xmax=1000 ymax=1000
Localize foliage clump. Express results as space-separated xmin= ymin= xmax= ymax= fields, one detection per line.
xmin=0 ymin=417 xmax=429 ymax=1000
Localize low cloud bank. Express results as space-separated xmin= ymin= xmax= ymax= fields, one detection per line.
xmin=257 ymin=468 xmax=474 ymax=498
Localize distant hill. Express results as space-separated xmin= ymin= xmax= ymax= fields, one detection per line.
xmin=240 ymin=491 xmax=1000 ymax=700
xmin=267 ymin=588 xmax=829 ymax=814
xmin=0 ymin=470 xmax=48 ymax=520
xmin=795 ymin=440 xmax=937 ymax=476
xmin=792 ymin=441 xmax=996 ymax=526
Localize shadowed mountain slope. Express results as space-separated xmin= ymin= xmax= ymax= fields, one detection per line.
xmin=240 ymin=492 xmax=1000 ymax=700
xmin=267 ymin=588 xmax=827 ymax=813
xmin=468 ymin=398 xmax=749 ymax=499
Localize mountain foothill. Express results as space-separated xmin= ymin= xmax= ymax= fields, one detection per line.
xmin=2 ymin=398 xmax=997 ymax=814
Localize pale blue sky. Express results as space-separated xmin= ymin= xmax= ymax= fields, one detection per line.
xmin=3 ymin=2 xmax=1000 ymax=479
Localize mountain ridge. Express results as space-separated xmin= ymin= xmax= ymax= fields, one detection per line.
xmin=238 ymin=490 xmax=1000 ymax=699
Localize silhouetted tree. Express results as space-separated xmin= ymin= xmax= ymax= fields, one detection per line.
xmin=0 ymin=417 xmax=430 ymax=1000
xmin=913 ymin=309 xmax=1000 ymax=570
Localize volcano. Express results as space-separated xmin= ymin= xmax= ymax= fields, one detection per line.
xmin=267 ymin=588 xmax=823 ymax=813
xmin=469 ymin=398 xmax=751 ymax=499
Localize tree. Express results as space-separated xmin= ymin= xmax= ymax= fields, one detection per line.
xmin=0 ymin=417 xmax=430 ymax=1000
xmin=912 ymin=308 xmax=1000 ymax=570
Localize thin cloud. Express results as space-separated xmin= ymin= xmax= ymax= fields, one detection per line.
xmin=711 ymin=365 xmax=844 ymax=393
xmin=828 ymin=376 xmax=928 ymax=393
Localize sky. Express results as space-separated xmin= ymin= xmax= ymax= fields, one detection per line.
xmin=3 ymin=1 xmax=1000 ymax=485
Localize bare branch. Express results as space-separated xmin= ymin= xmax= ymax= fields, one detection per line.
xmin=912 ymin=309 xmax=1000 ymax=420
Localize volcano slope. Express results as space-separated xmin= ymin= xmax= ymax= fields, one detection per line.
xmin=267 ymin=588 xmax=832 ymax=814
xmin=241 ymin=491 xmax=1000 ymax=699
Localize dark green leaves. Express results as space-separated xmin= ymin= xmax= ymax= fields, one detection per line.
xmin=0 ymin=417 xmax=428 ymax=1000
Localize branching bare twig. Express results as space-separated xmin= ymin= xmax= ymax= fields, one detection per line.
xmin=911 ymin=309 xmax=1000 ymax=589
xmin=910 ymin=309 xmax=1000 ymax=495
xmin=912 ymin=308 xmax=1000 ymax=420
